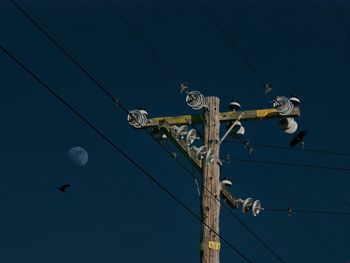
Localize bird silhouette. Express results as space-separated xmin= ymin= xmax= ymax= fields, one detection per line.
xmin=289 ymin=130 xmax=307 ymax=147
xmin=58 ymin=184 xmax=70 ymax=192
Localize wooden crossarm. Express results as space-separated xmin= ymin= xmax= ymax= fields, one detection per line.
xmin=140 ymin=107 xmax=300 ymax=128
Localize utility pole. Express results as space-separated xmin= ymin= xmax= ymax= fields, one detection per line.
xmin=127 ymin=89 xmax=301 ymax=263
xmin=200 ymin=97 xmax=221 ymax=262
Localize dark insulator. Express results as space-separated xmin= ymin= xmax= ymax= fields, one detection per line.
xmin=289 ymin=95 xmax=301 ymax=107
xmin=228 ymin=99 xmax=241 ymax=111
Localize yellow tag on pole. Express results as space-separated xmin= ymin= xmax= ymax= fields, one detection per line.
xmin=208 ymin=241 xmax=221 ymax=250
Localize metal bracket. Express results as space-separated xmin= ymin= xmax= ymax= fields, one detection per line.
xmin=219 ymin=113 xmax=244 ymax=144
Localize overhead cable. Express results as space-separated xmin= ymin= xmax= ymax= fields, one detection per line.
xmin=9 ymin=2 xmax=285 ymax=261
xmin=264 ymin=208 xmax=350 ymax=216
xmin=104 ymin=0 xmax=182 ymax=84
xmin=225 ymin=141 xmax=350 ymax=158
xmin=0 ymin=44 xmax=253 ymax=263
xmin=195 ymin=0 xmax=266 ymax=87
xmin=229 ymin=157 xmax=350 ymax=172
xmin=255 ymin=163 xmax=341 ymax=262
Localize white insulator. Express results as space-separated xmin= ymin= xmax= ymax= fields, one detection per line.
xmin=221 ymin=177 xmax=232 ymax=187
xmin=172 ymin=125 xmax=188 ymax=141
xmin=185 ymin=129 xmax=199 ymax=146
xmin=190 ymin=145 xmax=208 ymax=161
xmin=273 ymin=96 xmax=294 ymax=115
xmin=252 ymin=200 xmax=262 ymax=217
xmin=186 ymin=90 xmax=205 ymax=110
xmin=127 ymin=109 xmax=148 ymax=128
xmin=284 ymin=121 xmax=298 ymax=134
xmin=278 ymin=118 xmax=292 ymax=130
xmin=242 ymin=198 xmax=254 ymax=214
xmin=278 ymin=118 xmax=298 ymax=134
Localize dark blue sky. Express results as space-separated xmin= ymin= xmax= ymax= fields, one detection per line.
xmin=1 ymin=0 xmax=350 ymax=262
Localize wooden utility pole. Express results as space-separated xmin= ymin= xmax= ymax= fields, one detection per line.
xmin=128 ymin=92 xmax=300 ymax=263
xmin=200 ymin=97 xmax=221 ymax=263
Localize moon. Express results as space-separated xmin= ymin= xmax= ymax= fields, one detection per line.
xmin=68 ymin=146 xmax=88 ymax=166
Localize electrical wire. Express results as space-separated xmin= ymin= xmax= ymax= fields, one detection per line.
xmin=103 ymin=0 xmax=182 ymax=85
xmin=259 ymin=164 xmax=342 ymax=263
xmin=228 ymin=157 xmax=350 ymax=172
xmin=9 ymin=0 xmax=184 ymax=173
xmin=222 ymin=202 xmax=285 ymax=262
xmin=232 ymin=141 xmax=348 ymax=262
xmin=100 ymin=1 xmax=345 ymax=260
xmin=264 ymin=208 xmax=350 ymax=216
xmin=11 ymin=0 xmax=346 ymax=262
xmin=235 ymin=137 xmax=342 ymax=262
xmin=9 ymin=2 xmax=286 ymax=261
xmin=167 ymin=145 xmax=285 ymax=262
xmin=220 ymin=206 xmax=271 ymax=263
xmin=221 ymin=124 xmax=342 ymax=262
xmin=228 ymin=136 xmax=350 ymax=215
xmin=0 ymin=44 xmax=253 ymax=263
xmin=10 ymin=0 xmax=115 ymax=100
xmin=225 ymin=141 xmax=350 ymax=158
xmin=234 ymin=131 xmax=345 ymax=262
xmin=194 ymin=0 xmax=267 ymax=88
xmin=194 ymin=0 xmax=327 ymax=147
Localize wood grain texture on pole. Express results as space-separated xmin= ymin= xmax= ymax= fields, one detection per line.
xmin=200 ymin=97 xmax=221 ymax=263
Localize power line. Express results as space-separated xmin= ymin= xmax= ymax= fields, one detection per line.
xmin=257 ymin=164 xmax=341 ymax=263
xmin=232 ymin=137 xmax=341 ymax=261
xmin=170 ymin=155 xmax=285 ymax=262
xmin=195 ymin=0 xmax=267 ymax=87
xmin=264 ymin=208 xmax=350 ymax=216
xmin=103 ymin=0 xmax=182 ymax=85
xmin=226 ymin=141 xmax=350 ymax=158
xmin=153 ymin=146 xmax=285 ymax=261
xmin=231 ymin=137 xmax=350 ymax=218
xmin=222 ymin=203 xmax=285 ymax=262
xmin=10 ymin=0 xmax=115 ymax=100
xmin=16 ymin=2 xmax=334 ymax=261
xmin=10 ymin=2 xmax=286 ymax=261
xmin=0 ymin=44 xmax=253 ymax=263
xmin=12 ymin=0 xmax=195 ymax=182
xmin=104 ymin=0 xmax=344 ymax=259
xmin=194 ymin=0 xmax=327 ymax=151
xmin=228 ymin=157 xmax=350 ymax=172
xmin=187 ymin=162 xmax=286 ymax=262
xmin=11 ymin=0 xmax=344 ymax=262
xmin=239 ymin=140 xmax=343 ymax=262
xmin=220 ymin=207 xmax=271 ymax=263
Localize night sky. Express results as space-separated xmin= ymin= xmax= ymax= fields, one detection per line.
xmin=1 ymin=0 xmax=350 ymax=262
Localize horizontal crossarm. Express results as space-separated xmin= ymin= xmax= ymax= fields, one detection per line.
xmin=141 ymin=107 xmax=300 ymax=128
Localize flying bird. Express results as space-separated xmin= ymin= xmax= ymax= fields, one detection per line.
xmin=58 ymin=184 xmax=71 ymax=192
xmin=289 ymin=130 xmax=307 ymax=148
